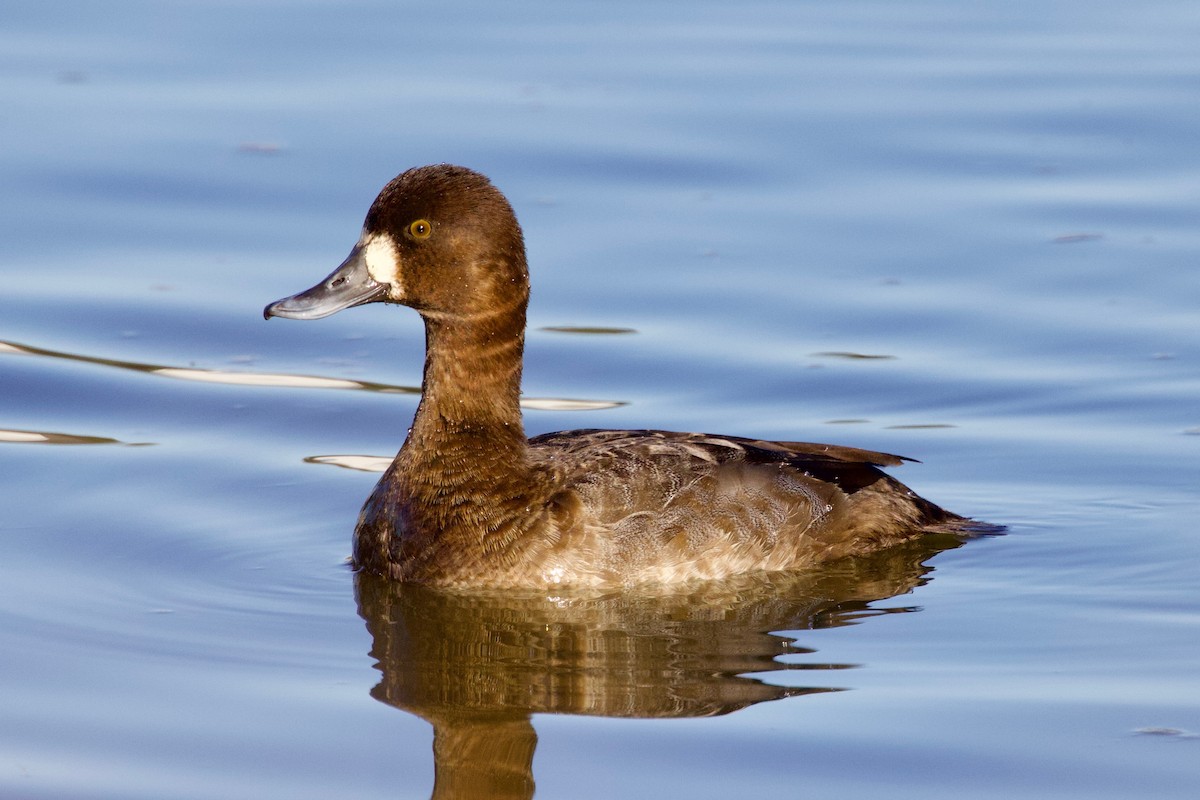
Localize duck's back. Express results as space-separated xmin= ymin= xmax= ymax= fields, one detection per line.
xmin=528 ymin=429 xmax=966 ymax=586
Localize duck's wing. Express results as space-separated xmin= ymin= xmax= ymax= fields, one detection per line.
xmin=526 ymin=428 xmax=959 ymax=584
xmin=529 ymin=428 xmax=912 ymax=494
xmin=739 ymin=437 xmax=911 ymax=467
xmin=528 ymin=429 xmax=945 ymax=537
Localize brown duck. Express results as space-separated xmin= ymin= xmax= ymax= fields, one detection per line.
xmin=265 ymin=164 xmax=984 ymax=588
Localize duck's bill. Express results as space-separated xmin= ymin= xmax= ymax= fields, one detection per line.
xmin=264 ymin=244 xmax=387 ymax=320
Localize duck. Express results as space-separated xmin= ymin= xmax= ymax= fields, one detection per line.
xmin=265 ymin=164 xmax=983 ymax=588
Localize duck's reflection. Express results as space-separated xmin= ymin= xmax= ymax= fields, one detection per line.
xmin=355 ymin=533 xmax=965 ymax=800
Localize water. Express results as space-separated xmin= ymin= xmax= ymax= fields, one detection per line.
xmin=3 ymin=1 xmax=1198 ymax=797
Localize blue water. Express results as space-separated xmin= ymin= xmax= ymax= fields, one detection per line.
xmin=3 ymin=1 xmax=1198 ymax=798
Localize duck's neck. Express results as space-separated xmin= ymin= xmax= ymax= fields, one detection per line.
xmin=403 ymin=303 xmax=529 ymax=473
xmin=354 ymin=301 xmax=535 ymax=577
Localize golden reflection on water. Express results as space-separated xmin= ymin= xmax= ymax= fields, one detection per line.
xmin=355 ymin=535 xmax=964 ymax=800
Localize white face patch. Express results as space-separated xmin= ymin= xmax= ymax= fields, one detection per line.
xmin=361 ymin=230 xmax=402 ymax=290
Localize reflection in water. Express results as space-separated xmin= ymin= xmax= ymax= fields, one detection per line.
xmin=519 ymin=397 xmax=624 ymax=411
xmin=356 ymin=534 xmax=965 ymax=799
xmin=886 ymin=423 xmax=957 ymax=430
xmin=0 ymin=427 xmax=145 ymax=446
xmin=305 ymin=454 xmax=393 ymax=472
xmin=539 ymin=326 xmax=638 ymax=335
xmin=0 ymin=338 xmax=623 ymax=409
xmin=1 ymin=337 xmax=412 ymax=392
xmin=812 ymin=351 xmax=897 ymax=360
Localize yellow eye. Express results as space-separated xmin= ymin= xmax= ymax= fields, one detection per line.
xmin=409 ymin=219 xmax=432 ymax=239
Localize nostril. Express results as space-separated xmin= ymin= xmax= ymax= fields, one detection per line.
xmin=331 ymin=276 xmax=347 ymax=288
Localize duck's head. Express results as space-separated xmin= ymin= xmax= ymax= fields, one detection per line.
xmin=264 ymin=164 xmax=528 ymax=322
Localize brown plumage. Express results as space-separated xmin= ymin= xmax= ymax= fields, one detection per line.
xmin=265 ymin=164 xmax=986 ymax=588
